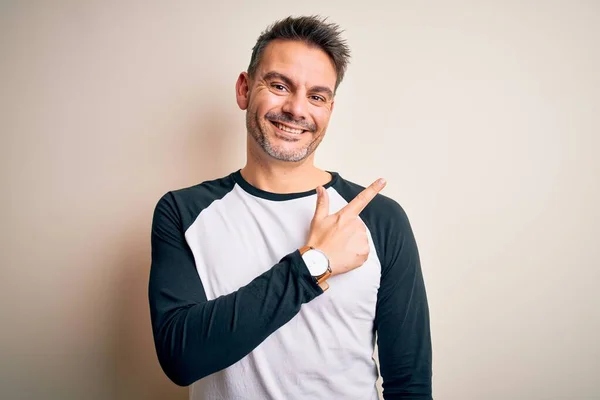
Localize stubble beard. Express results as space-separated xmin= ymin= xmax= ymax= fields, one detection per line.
xmin=246 ymin=110 xmax=321 ymax=163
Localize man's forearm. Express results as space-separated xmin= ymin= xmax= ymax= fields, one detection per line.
xmin=150 ymin=250 xmax=320 ymax=386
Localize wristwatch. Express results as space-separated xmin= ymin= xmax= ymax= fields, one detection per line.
xmin=299 ymin=245 xmax=332 ymax=291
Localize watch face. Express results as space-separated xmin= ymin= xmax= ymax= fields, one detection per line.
xmin=302 ymin=249 xmax=328 ymax=276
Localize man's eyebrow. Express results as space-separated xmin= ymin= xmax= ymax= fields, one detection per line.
xmin=310 ymin=86 xmax=334 ymax=100
xmin=263 ymin=72 xmax=295 ymax=88
xmin=263 ymin=71 xmax=334 ymax=100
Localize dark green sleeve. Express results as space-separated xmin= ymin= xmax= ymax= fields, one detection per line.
xmin=374 ymin=201 xmax=432 ymax=400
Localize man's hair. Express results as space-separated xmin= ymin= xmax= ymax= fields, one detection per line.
xmin=247 ymin=15 xmax=351 ymax=92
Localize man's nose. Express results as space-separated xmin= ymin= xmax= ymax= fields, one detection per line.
xmin=281 ymin=92 xmax=308 ymax=121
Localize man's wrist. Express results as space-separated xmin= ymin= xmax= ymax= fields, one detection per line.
xmin=299 ymin=245 xmax=332 ymax=291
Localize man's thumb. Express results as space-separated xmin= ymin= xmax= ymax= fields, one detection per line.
xmin=313 ymin=186 xmax=329 ymax=221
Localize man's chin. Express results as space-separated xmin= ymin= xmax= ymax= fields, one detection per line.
xmin=249 ymin=126 xmax=312 ymax=162
xmin=262 ymin=142 xmax=309 ymax=163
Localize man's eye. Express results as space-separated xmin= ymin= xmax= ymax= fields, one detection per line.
xmin=272 ymin=84 xmax=287 ymax=91
xmin=311 ymin=95 xmax=326 ymax=102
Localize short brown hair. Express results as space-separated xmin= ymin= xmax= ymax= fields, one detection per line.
xmin=247 ymin=15 xmax=351 ymax=92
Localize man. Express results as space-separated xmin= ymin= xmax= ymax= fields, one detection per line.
xmin=149 ymin=15 xmax=432 ymax=400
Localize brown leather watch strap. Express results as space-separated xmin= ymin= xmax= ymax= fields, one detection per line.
xmin=299 ymin=245 xmax=312 ymax=255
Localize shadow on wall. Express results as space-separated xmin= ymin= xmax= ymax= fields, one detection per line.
xmin=107 ymin=106 xmax=237 ymax=399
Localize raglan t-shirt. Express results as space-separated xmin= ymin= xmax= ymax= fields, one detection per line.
xmin=148 ymin=170 xmax=432 ymax=400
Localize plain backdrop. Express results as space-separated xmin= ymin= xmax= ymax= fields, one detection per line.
xmin=1 ymin=1 xmax=599 ymax=399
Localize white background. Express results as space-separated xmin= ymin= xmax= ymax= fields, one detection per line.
xmin=1 ymin=1 xmax=599 ymax=399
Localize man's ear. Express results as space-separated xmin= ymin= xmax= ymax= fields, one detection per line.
xmin=236 ymin=72 xmax=250 ymax=110
xmin=330 ymin=100 xmax=335 ymax=113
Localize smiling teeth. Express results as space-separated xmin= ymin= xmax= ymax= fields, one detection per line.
xmin=276 ymin=122 xmax=304 ymax=134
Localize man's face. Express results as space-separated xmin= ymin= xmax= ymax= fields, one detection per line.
xmin=236 ymin=40 xmax=337 ymax=162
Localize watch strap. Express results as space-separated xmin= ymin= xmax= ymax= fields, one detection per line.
xmin=299 ymin=245 xmax=312 ymax=255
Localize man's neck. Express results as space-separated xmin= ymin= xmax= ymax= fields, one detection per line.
xmin=240 ymin=156 xmax=332 ymax=194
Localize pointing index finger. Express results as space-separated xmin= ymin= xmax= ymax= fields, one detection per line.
xmin=342 ymin=178 xmax=386 ymax=216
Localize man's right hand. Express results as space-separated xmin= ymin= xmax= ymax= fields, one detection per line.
xmin=306 ymin=178 xmax=387 ymax=277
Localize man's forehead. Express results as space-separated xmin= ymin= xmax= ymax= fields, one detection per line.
xmin=257 ymin=40 xmax=337 ymax=88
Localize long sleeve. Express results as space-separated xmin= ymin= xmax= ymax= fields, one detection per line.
xmin=148 ymin=192 xmax=322 ymax=387
xmin=375 ymin=202 xmax=432 ymax=399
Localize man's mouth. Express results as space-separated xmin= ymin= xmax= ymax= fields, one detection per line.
xmin=270 ymin=120 xmax=306 ymax=135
